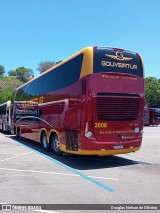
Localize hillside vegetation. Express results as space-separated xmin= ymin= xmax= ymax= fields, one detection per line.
xmin=0 ymin=76 xmax=24 ymax=104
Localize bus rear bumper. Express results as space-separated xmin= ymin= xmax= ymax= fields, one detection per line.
xmin=81 ymin=146 xmax=141 ymax=156
xmin=81 ymin=139 xmax=142 ymax=156
xmin=60 ymin=139 xmax=142 ymax=156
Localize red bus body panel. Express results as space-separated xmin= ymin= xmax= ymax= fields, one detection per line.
xmin=12 ymin=47 xmax=144 ymax=156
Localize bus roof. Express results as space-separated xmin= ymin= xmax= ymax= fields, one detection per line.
xmin=15 ymin=46 xmax=144 ymax=92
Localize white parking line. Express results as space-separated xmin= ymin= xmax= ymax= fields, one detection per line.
xmin=0 ymin=151 xmax=33 ymax=163
xmin=0 ymin=153 xmax=19 ymax=155
xmin=35 ymin=211 xmax=61 ymax=213
xmin=0 ymin=167 xmax=119 ymax=181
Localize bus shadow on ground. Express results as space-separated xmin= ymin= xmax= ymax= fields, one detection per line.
xmin=7 ymin=135 xmax=142 ymax=170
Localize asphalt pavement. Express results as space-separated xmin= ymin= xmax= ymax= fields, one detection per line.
xmin=0 ymin=126 xmax=159 ymax=212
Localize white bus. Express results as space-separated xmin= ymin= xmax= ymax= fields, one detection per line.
xmin=0 ymin=100 xmax=12 ymax=132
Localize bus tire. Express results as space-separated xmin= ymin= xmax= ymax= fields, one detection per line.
xmin=2 ymin=124 xmax=4 ymax=133
xmin=41 ymin=132 xmax=50 ymax=151
xmin=16 ymin=127 xmax=21 ymax=139
xmin=50 ymin=134 xmax=62 ymax=156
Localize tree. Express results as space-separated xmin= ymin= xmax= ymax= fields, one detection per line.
xmin=15 ymin=67 xmax=34 ymax=81
xmin=37 ymin=61 xmax=55 ymax=74
xmin=0 ymin=65 xmax=5 ymax=76
xmin=145 ymin=77 xmax=160 ymax=108
xmin=8 ymin=70 xmax=17 ymax=76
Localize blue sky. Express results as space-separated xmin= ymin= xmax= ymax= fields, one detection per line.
xmin=0 ymin=0 xmax=160 ymax=78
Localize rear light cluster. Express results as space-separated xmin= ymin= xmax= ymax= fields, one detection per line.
xmin=85 ymin=122 xmax=92 ymax=138
xmin=85 ymin=120 xmax=96 ymax=140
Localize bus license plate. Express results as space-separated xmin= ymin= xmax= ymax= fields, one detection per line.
xmin=114 ymin=144 xmax=123 ymax=150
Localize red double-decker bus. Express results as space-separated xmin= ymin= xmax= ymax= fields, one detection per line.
xmin=143 ymin=106 xmax=160 ymax=126
xmin=143 ymin=106 xmax=150 ymax=125
xmin=12 ymin=46 xmax=144 ymax=156
xmin=148 ymin=108 xmax=160 ymax=126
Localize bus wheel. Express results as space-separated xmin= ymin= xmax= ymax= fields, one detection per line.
xmin=50 ymin=134 xmax=62 ymax=156
xmin=41 ymin=132 xmax=50 ymax=151
xmin=16 ymin=127 xmax=21 ymax=139
xmin=2 ymin=124 xmax=4 ymax=133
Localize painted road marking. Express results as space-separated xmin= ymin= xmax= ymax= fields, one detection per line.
xmin=0 ymin=152 xmax=32 ymax=163
xmin=0 ymin=153 xmax=20 ymax=155
xmin=0 ymin=167 xmax=119 ymax=181
xmin=11 ymin=139 xmax=114 ymax=192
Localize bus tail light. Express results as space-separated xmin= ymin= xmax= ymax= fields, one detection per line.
xmin=85 ymin=121 xmax=96 ymax=140
xmin=85 ymin=131 xmax=93 ymax=138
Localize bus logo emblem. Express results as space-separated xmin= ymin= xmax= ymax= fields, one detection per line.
xmin=105 ymin=52 xmax=133 ymax=61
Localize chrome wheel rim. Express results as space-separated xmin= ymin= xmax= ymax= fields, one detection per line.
xmin=42 ymin=135 xmax=48 ymax=149
xmin=53 ymin=138 xmax=59 ymax=152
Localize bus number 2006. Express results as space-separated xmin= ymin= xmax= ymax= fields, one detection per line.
xmin=94 ymin=123 xmax=108 ymax=128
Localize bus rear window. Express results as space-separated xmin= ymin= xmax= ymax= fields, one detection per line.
xmin=93 ymin=47 xmax=143 ymax=77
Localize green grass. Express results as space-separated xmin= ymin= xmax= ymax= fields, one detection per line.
xmin=0 ymin=76 xmax=24 ymax=103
